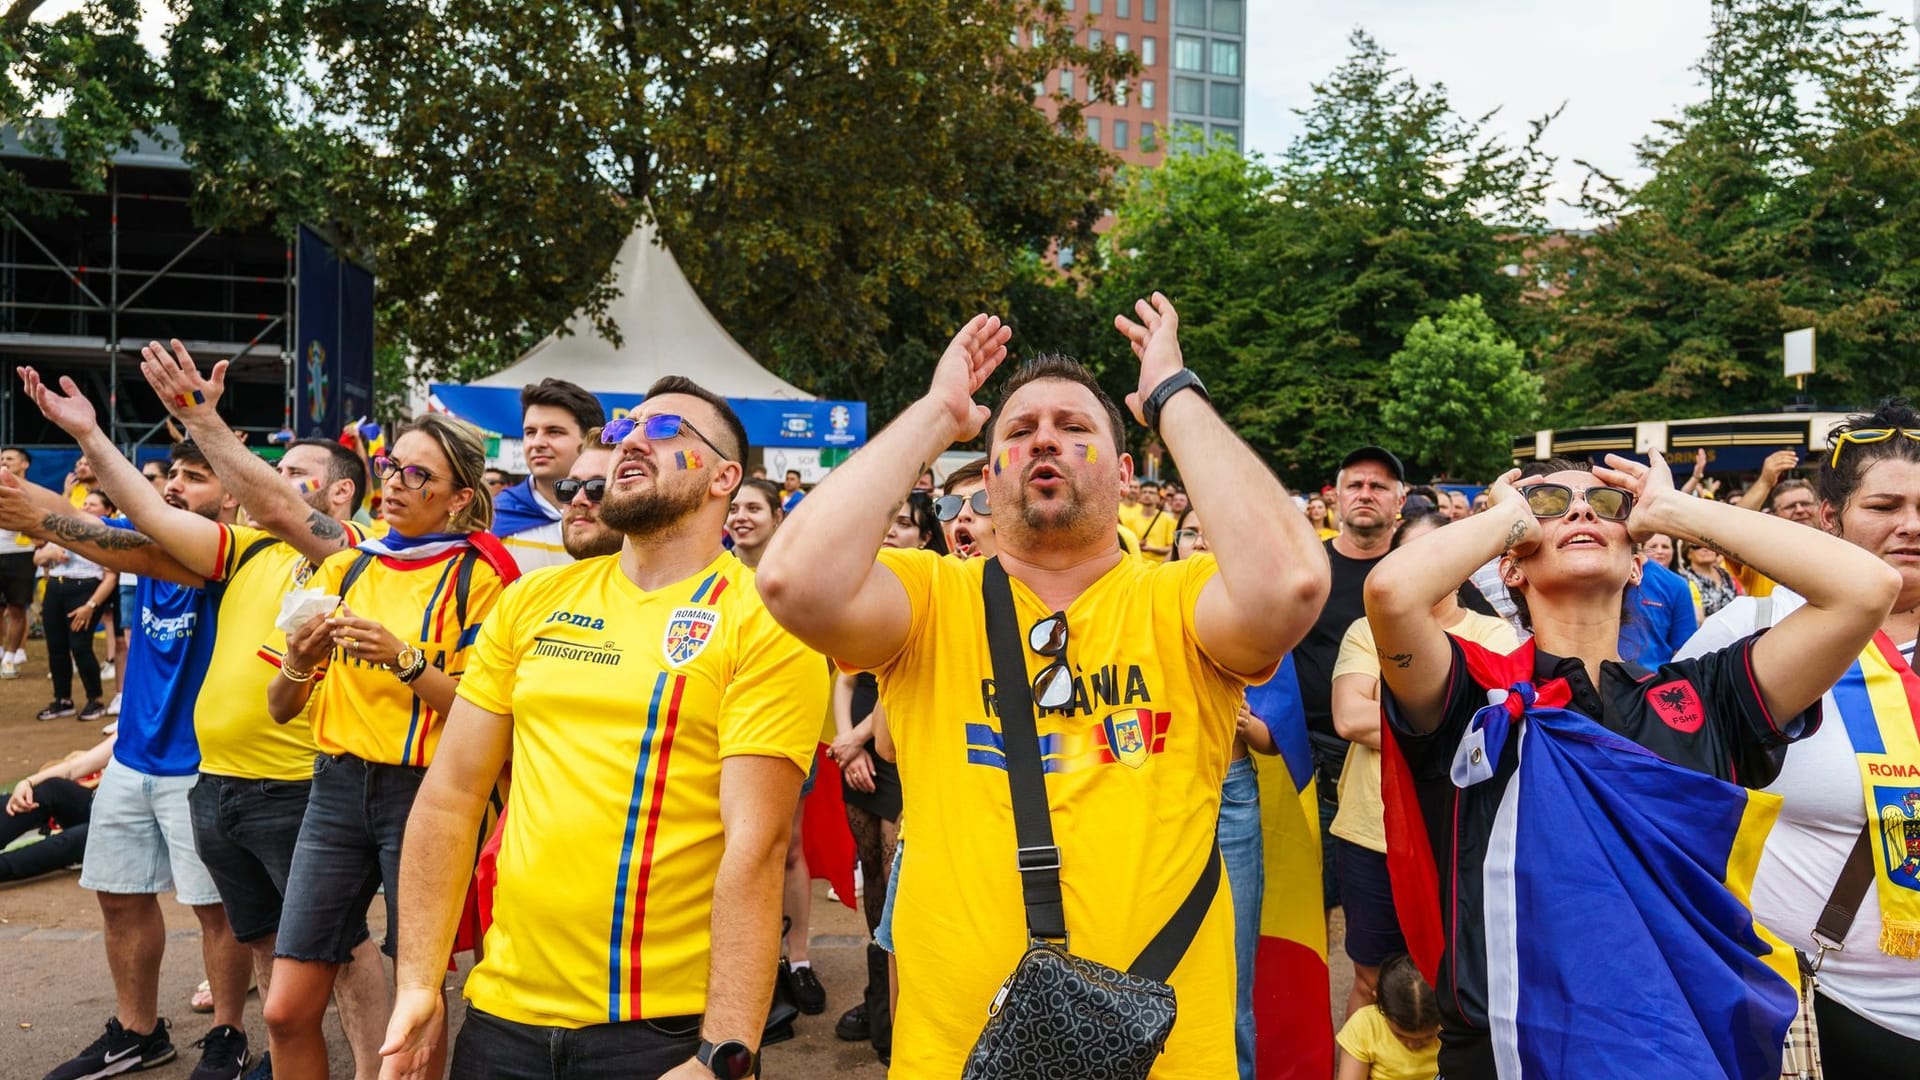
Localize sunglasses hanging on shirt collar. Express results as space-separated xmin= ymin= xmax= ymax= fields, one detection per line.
xmin=1028 ymin=611 xmax=1072 ymax=710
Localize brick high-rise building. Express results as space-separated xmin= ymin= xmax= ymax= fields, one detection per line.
xmin=1028 ymin=0 xmax=1246 ymax=168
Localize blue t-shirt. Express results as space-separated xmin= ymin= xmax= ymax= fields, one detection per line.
xmin=782 ymin=489 xmax=805 ymax=514
xmin=1619 ymin=559 xmax=1700 ymax=669
xmin=113 ymin=567 xmax=216 ymax=777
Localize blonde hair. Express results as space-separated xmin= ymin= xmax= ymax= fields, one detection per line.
xmin=395 ymin=413 xmax=493 ymax=532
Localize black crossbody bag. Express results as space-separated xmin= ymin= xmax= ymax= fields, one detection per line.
xmin=962 ymin=558 xmax=1221 ymax=1080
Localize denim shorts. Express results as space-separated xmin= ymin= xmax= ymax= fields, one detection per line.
xmin=189 ymin=772 xmax=331 ymax=943
xmin=276 ymin=753 xmax=426 ymax=964
xmin=79 ymin=758 xmax=221 ymax=905
xmin=875 ymin=838 xmax=904 ymax=953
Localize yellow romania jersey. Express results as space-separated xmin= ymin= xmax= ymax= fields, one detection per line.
xmin=198 ymin=523 xmax=364 ymax=780
xmin=1134 ymin=509 xmax=1177 ymax=563
xmin=866 ymin=548 xmax=1256 ymax=1078
xmin=259 ymin=544 xmax=505 ymax=766
xmin=457 ymin=554 xmax=825 ymax=1028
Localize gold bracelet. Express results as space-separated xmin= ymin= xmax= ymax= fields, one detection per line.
xmin=280 ymin=664 xmax=317 ymax=684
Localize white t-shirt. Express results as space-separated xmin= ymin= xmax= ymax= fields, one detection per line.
xmin=1679 ymin=589 xmax=1920 ymax=1039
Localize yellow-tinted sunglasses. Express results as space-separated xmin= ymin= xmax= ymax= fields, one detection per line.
xmin=1829 ymin=428 xmax=1920 ymax=469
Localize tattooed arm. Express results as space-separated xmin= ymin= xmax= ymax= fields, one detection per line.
xmin=1365 ymin=469 xmax=1540 ymax=732
xmin=140 ymin=340 xmax=351 ymax=566
xmin=1597 ymin=451 xmax=1899 ymax=723
xmin=29 ymin=508 xmax=204 ymax=587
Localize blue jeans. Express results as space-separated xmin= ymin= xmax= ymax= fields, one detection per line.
xmin=1218 ymin=754 xmax=1262 ymax=1080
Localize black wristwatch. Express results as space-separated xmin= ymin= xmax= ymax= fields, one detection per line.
xmin=1140 ymin=369 xmax=1211 ymax=434
xmin=696 ymin=1039 xmax=757 ymax=1079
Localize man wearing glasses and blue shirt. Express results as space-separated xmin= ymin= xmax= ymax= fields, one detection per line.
xmin=754 ymin=297 xmax=1331 ymax=1077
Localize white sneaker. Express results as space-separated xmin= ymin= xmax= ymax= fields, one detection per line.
xmin=0 ymin=660 xmax=15 ymax=680
xmin=107 ymin=692 xmax=121 ymax=716
xmin=100 ymin=662 xmax=115 ymax=681
xmin=100 ymin=720 xmax=118 ymax=735
xmin=7 ymin=649 xmax=22 ymax=665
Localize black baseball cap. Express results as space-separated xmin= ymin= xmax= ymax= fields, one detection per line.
xmin=1340 ymin=445 xmax=1405 ymax=482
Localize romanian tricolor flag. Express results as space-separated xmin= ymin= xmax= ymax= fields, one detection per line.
xmin=1383 ymin=638 xmax=1796 ymax=1079
xmin=675 ymin=449 xmax=703 ymax=471
xmin=1244 ymin=656 xmax=1334 ymax=1080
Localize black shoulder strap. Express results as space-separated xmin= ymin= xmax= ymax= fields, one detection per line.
xmin=1814 ymin=825 xmax=1876 ymax=949
xmin=982 ymin=557 xmax=1069 ymax=945
xmin=453 ymin=548 xmax=480 ymax=633
xmin=980 ymin=557 xmax=1220 ymax=975
xmin=336 ymin=551 xmax=376 ymax=601
xmin=232 ymin=535 xmax=279 ymax=577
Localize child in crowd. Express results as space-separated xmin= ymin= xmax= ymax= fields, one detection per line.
xmin=1336 ymin=954 xmax=1441 ymax=1080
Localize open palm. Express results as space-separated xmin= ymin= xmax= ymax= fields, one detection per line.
xmin=18 ymin=368 xmax=99 ymax=437
xmin=929 ymin=314 xmax=1011 ymax=441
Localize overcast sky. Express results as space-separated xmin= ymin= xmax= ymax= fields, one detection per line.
xmin=1245 ymin=0 xmax=1915 ymax=226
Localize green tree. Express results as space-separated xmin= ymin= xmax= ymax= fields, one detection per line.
xmin=1541 ymin=0 xmax=1920 ymax=422
xmin=1381 ymin=294 xmax=1540 ymax=480
xmin=1099 ymin=33 xmax=1553 ymax=484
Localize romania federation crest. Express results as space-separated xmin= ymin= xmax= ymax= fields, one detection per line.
xmin=662 ymin=607 xmax=719 ymax=667
xmin=1877 ymin=787 xmax=1920 ymax=891
xmin=1101 ymin=708 xmax=1153 ymax=769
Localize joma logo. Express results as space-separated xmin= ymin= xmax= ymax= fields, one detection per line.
xmin=544 ymin=610 xmax=607 ymax=630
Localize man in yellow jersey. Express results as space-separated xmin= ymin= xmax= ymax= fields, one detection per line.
xmin=1133 ymin=479 xmax=1177 ymax=561
xmin=755 ymin=299 xmax=1331 ymax=1077
xmin=133 ymin=340 xmax=403 ymax=1079
xmin=381 ymin=376 xmax=826 ymax=1080
xmin=494 ymin=379 xmax=605 ymax=573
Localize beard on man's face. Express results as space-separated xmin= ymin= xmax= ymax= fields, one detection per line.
xmin=598 ymin=475 xmax=706 ymax=537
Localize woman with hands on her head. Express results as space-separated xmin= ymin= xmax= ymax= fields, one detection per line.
xmin=1363 ymin=451 xmax=1900 ymax=1080
xmin=260 ymin=413 xmax=519 ymax=1080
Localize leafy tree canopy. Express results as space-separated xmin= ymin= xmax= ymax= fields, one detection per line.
xmin=1381 ymin=294 xmax=1541 ymax=480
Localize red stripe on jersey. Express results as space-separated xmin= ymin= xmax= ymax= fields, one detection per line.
xmin=625 ymin=674 xmax=686 ymax=1014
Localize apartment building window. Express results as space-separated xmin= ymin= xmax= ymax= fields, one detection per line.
xmin=1088 ymin=28 xmax=1102 ymax=47
xmin=1060 ymin=69 xmax=1074 ymax=96
xmin=1174 ymin=76 xmax=1204 ymax=114
xmin=1010 ymin=26 xmax=1021 ymax=46
xmin=1175 ymin=0 xmax=1205 ymax=28
xmin=1031 ymin=26 xmax=1045 ymax=47
xmin=1089 ymin=78 xmax=1099 ymax=102
xmin=1212 ymin=124 xmax=1239 ymax=146
xmin=1174 ymin=34 xmax=1203 ymax=71
xmin=1210 ymin=39 xmax=1240 ymax=76
xmin=1116 ymin=32 xmax=1130 ymax=52
xmin=1117 ymin=0 xmax=1131 ymax=16
xmin=1059 ymin=246 xmax=1076 ymax=268
xmin=1114 ymin=120 xmax=1129 ymax=150
xmin=1142 ymin=37 xmax=1157 ymax=65
xmin=1116 ymin=80 xmax=1129 ymax=106
xmin=1141 ymin=79 xmax=1156 ymax=109
xmin=1141 ymin=122 xmax=1157 ymax=150
xmin=1210 ymin=80 xmax=1240 ymax=119
xmin=1089 ymin=0 xmax=1102 ymax=12
xmin=1211 ymin=0 xmax=1242 ymax=32
xmin=1086 ymin=116 xmax=1102 ymax=143
xmin=1143 ymin=0 xmax=1158 ymax=22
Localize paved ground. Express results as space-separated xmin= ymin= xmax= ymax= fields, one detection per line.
xmin=1 ymin=638 xmax=1352 ymax=1077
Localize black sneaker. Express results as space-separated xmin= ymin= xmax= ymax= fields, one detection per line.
xmin=791 ymin=965 xmax=826 ymax=1015
xmin=187 ymin=1024 xmax=249 ymax=1080
xmin=43 ymin=1016 xmax=175 ymax=1080
xmin=79 ymin=700 xmax=107 ymax=722
xmin=834 ymin=1002 xmax=869 ymax=1041
xmin=36 ymin=699 xmax=74 ymax=721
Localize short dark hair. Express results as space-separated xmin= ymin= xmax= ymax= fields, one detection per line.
xmin=3 ymin=446 xmax=30 ymax=465
xmin=644 ymin=375 xmax=749 ymax=466
xmin=1819 ymin=400 xmax=1920 ymax=512
xmin=1518 ymin=456 xmax=1589 ymax=479
xmin=985 ymin=355 xmax=1127 ymax=457
xmin=785 ymin=469 xmax=801 ymax=480
xmin=903 ymin=491 xmax=948 ymax=556
xmin=1376 ymin=955 xmax=1440 ymax=1032
xmin=942 ymin=458 xmax=990 ymax=494
xmin=1139 ymin=479 xmax=1162 ymax=491
xmin=170 ymin=440 xmax=211 ymax=472
xmin=288 ymin=438 xmax=369 ymax=515
xmin=520 ymin=378 xmax=605 ymax=435
xmin=87 ymin=490 xmax=117 ymax=515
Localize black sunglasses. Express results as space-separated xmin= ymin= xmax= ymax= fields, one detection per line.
xmin=933 ymin=490 xmax=990 ymax=522
xmin=373 ymin=455 xmax=438 ymax=491
xmin=1523 ymin=482 xmax=1633 ymax=522
xmin=554 ymin=477 xmax=606 ymax=504
xmin=1028 ymin=611 xmax=1072 ymax=710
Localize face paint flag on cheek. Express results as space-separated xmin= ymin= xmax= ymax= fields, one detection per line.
xmin=994 ymin=447 xmax=1020 ymax=476
xmin=675 ymin=449 xmax=703 ymax=471
xmin=295 ymin=477 xmax=324 ymax=495
xmin=1076 ymin=444 xmax=1099 ymax=463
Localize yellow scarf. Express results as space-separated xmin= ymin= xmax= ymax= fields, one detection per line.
xmin=1831 ymin=632 xmax=1920 ymax=958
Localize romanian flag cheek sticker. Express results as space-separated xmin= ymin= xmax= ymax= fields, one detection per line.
xmin=1076 ymin=444 xmax=1099 ymax=463
xmin=295 ymin=477 xmax=324 ymax=495
xmin=674 ymin=449 xmax=703 ymax=471
xmin=993 ymin=447 xmax=1020 ymax=476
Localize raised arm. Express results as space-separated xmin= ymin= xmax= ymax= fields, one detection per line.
xmin=1596 ymin=451 xmax=1899 ymax=721
xmin=1734 ymin=449 xmax=1799 ymax=512
xmin=1115 ymin=294 xmax=1328 ymax=676
xmin=756 ymin=315 xmax=1010 ymax=668
xmin=0 ymin=471 xmax=203 ymax=586
xmin=18 ymin=367 xmax=226 ymax=579
xmin=142 ymin=339 xmax=351 ymax=564
xmin=1366 ymin=472 xmax=1539 ymax=732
